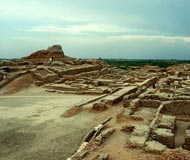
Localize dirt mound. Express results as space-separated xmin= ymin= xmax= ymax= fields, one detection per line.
xmin=22 ymin=45 xmax=65 ymax=60
xmin=92 ymin=102 xmax=108 ymax=111
xmin=1 ymin=73 xmax=38 ymax=95
xmin=61 ymin=106 xmax=81 ymax=118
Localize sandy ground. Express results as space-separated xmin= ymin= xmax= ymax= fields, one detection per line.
xmin=0 ymin=87 xmax=112 ymax=160
xmin=1 ymin=84 xmax=190 ymax=160
xmin=132 ymin=107 xmax=157 ymax=124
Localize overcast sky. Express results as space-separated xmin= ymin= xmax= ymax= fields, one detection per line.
xmin=0 ymin=0 xmax=190 ymax=59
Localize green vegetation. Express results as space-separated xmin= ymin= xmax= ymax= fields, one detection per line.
xmin=103 ymin=59 xmax=190 ymax=69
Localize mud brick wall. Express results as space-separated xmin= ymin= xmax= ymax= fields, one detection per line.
xmin=131 ymin=99 xmax=140 ymax=112
xmin=42 ymin=74 xmax=59 ymax=83
xmin=123 ymin=98 xmax=139 ymax=110
xmin=151 ymin=133 xmax=175 ymax=148
xmin=0 ymin=74 xmax=3 ymax=81
xmin=184 ymin=131 xmax=190 ymax=150
xmin=142 ymin=94 xmax=170 ymax=101
xmin=139 ymin=100 xmax=161 ymax=108
xmin=159 ymin=88 xmax=174 ymax=94
xmin=161 ymin=101 xmax=190 ymax=115
xmin=184 ymin=137 xmax=190 ymax=150
xmin=158 ymin=121 xmax=176 ymax=133
xmin=140 ymin=77 xmax=158 ymax=88
xmin=59 ymin=65 xmax=102 ymax=76
xmin=123 ymin=99 xmax=130 ymax=108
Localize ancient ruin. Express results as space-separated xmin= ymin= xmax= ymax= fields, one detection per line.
xmin=0 ymin=45 xmax=190 ymax=160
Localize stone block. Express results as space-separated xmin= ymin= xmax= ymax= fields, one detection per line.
xmin=132 ymin=125 xmax=150 ymax=136
xmin=158 ymin=115 xmax=176 ymax=132
xmin=127 ymin=135 xmax=147 ymax=148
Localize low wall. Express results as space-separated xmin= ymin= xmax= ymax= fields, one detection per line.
xmin=139 ymin=100 xmax=161 ymax=108
xmin=139 ymin=77 xmax=158 ymax=88
xmin=161 ymin=100 xmax=190 ymax=115
xmin=142 ymin=94 xmax=170 ymax=101
xmin=102 ymin=86 xmax=137 ymax=105
xmin=152 ymin=130 xmax=175 ymax=148
xmin=59 ymin=65 xmax=102 ymax=77
xmin=42 ymin=74 xmax=59 ymax=83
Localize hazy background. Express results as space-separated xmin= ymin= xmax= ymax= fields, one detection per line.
xmin=0 ymin=0 xmax=190 ymax=59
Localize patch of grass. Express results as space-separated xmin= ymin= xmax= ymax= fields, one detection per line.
xmin=103 ymin=59 xmax=190 ymax=69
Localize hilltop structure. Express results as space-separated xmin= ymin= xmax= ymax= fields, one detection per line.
xmin=22 ymin=44 xmax=65 ymax=60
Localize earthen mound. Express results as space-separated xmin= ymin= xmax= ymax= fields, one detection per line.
xmin=22 ymin=45 xmax=65 ymax=60
xmin=0 ymin=73 xmax=38 ymax=95
xmin=61 ymin=107 xmax=81 ymax=118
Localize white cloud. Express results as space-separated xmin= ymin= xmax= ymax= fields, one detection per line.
xmin=19 ymin=24 xmax=190 ymax=44
xmin=19 ymin=24 xmax=141 ymax=34
xmin=108 ymin=35 xmax=190 ymax=43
